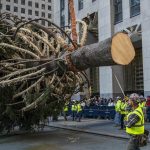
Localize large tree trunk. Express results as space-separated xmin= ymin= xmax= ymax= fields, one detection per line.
xmin=70 ymin=32 xmax=135 ymax=71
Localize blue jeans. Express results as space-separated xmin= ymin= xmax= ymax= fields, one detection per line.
xmin=77 ymin=111 xmax=82 ymax=122
xmin=72 ymin=111 xmax=77 ymax=121
xmin=114 ymin=112 xmax=121 ymax=125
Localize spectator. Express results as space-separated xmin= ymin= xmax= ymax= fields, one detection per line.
xmin=108 ymin=99 xmax=115 ymax=106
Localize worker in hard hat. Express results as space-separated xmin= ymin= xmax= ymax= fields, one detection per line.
xmin=114 ymin=96 xmax=121 ymax=126
xmin=63 ymin=102 xmax=69 ymax=121
xmin=126 ymin=93 xmax=148 ymax=150
xmin=71 ymin=100 xmax=77 ymax=121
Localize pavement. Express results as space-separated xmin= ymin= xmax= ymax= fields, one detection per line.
xmin=47 ymin=116 xmax=150 ymax=140
xmin=0 ymin=117 xmax=150 ymax=150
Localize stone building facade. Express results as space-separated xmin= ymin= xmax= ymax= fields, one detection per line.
xmin=54 ymin=0 xmax=150 ymax=98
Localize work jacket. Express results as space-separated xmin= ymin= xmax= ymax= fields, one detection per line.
xmin=126 ymin=106 xmax=144 ymax=135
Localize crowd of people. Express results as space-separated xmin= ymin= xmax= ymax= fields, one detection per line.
xmin=63 ymin=95 xmax=150 ymax=122
xmin=62 ymin=94 xmax=150 ymax=150
xmin=85 ymin=96 xmax=115 ymax=107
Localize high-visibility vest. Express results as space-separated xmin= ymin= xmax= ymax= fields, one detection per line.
xmin=126 ymin=106 xmax=144 ymax=135
xmin=120 ymin=102 xmax=127 ymax=114
xmin=77 ymin=104 xmax=82 ymax=112
xmin=115 ymin=100 xmax=121 ymax=112
xmin=139 ymin=102 xmax=146 ymax=108
xmin=71 ymin=104 xmax=77 ymax=111
xmin=63 ymin=105 xmax=68 ymax=112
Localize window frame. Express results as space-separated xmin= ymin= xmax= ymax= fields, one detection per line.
xmin=35 ymin=3 xmax=39 ymax=8
xmin=130 ymin=0 xmax=140 ymax=18
xmin=41 ymin=12 xmax=45 ymax=18
xmin=60 ymin=0 xmax=65 ymax=10
xmin=28 ymin=1 xmax=32 ymax=7
xmin=0 ymin=4 xmax=2 ymax=10
xmin=14 ymin=6 xmax=18 ymax=12
xmin=28 ymin=9 xmax=32 ymax=15
xmin=6 ymin=5 xmax=10 ymax=11
xmin=41 ymin=20 xmax=45 ymax=26
xmin=114 ymin=0 xmax=123 ymax=24
xmin=21 ymin=0 xmax=25 ymax=5
xmin=14 ymin=0 xmax=18 ymax=4
xmin=48 ymin=5 xmax=51 ymax=11
xmin=78 ymin=0 xmax=83 ymax=10
xmin=60 ymin=15 xmax=65 ymax=27
xmin=21 ymin=8 xmax=25 ymax=14
xmin=35 ymin=11 xmax=39 ymax=16
xmin=48 ymin=13 xmax=51 ymax=19
xmin=42 ymin=4 xmax=45 ymax=9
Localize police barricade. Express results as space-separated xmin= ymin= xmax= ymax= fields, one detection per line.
xmin=83 ymin=106 xmax=99 ymax=118
xmin=83 ymin=106 xmax=116 ymax=119
xmin=99 ymin=106 xmax=116 ymax=119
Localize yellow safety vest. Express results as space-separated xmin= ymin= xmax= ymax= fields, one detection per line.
xmin=71 ymin=104 xmax=77 ymax=111
xmin=120 ymin=102 xmax=127 ymax=114
xmin=77 ymin=104 xmax=82 ymax=112
xmin=126 ymin=106 xmax=144 ymax=135
xmin=139 ymin=102 xmax=146 ymax=108
xmin=115 ymin=100 xmax=121 ymax=112
xmin=63 ymin=105 xmax=68 ymax=112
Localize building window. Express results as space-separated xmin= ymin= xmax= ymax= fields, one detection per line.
xmin=130 ymin=0 xmax=140 ymax=17
xmin=21 ymin=8 xmax=25 ymax=13
xmin=41 ymin=20 xmax=45 ymax=26
xmin=42 ymin=12 xmax=45 ymax=18
xmin=35 ymin=3 xmax=39 ymax=8
xmin=6 ymin=0 xmax=10 ymax=2
xmin=14 ymin=6 xmax=18 ymax=12
xmin=28 ymin=9 xmax=32 ymax=15
xmin=48 ymin=13 xmax=51 ymax=19
xmin=21 ymin=0 xmax=25 ymax=5
xmin=92 ymin=0 xmax=96 ymax=2
xmin=48 ymin=22 xmax=51 ymax=26
xmin=48 ymin=5 xmax=51 ymax=11
xmin=35 ymin=11 xmax=39 ymax=16
xmin=60 ymin=0 xmax=65 ymax=10
xmin=28 ymin=1 xmax=32 ymax=6
xmin=6 ymin=5 xmax=10 ymax=11
xmin=42 ymin=4 xmax=45 ymax=9
xmin=0 ymin=4 xmax=2 ymax=10
xmin=68 ymin=3 xmax=71 ymax=25
xmin=60 ymin=15 xmax=65 ymax=27
xmin=14 ymin=0 xmax=18 ymax=4
xmin=48 ymin=0 xmax=51 ymax=2
xmin=21 ymin=17 xmax=25 ymax=20
xmin=78 ymin=0 xmax=83 ymax=10
xmin=114 ymin=0 xmax=123 ymax=24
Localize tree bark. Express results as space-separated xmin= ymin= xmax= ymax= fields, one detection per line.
xmin=70 ymin=32 xmax=135 ymax=71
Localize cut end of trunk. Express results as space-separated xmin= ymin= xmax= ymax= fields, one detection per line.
xmin=111 ymin=32 xmax=135 ymax=65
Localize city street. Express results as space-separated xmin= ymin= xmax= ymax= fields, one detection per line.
xmin=0 ymin=0 xmax=150 ymax=150
xmin=0 ymin=119 xmax=150 ymax=150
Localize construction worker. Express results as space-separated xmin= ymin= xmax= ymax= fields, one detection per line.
xmin=76 ymin=101 xmax=82 ymax=122
xmin=71 ymin=100 xmax=77 ymax=121
xmin=124 ymin=96 xmax=132 ymax=127
xmin=120 ymin=98 xmax=127 ymax=129
xmin=63 ymin=102 xmax=69 ymax=121
xmin=139 ymin=96 xmax=146 ymax=108
xmin=126 ymin=93 xmax=146 ymax=150
xmin=114 ymin=96 xmax=121 ymax=126
xmin=139 ymin=96 xmax=147 ymax=120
